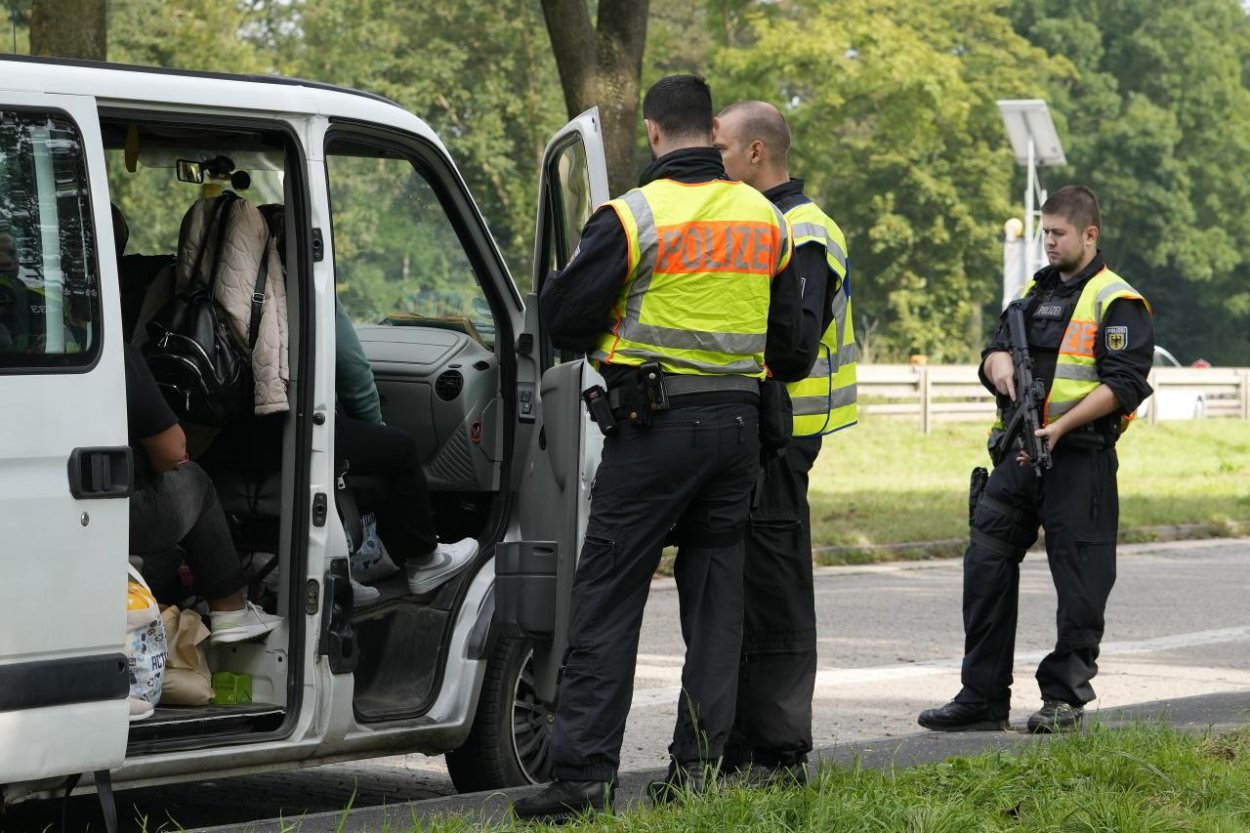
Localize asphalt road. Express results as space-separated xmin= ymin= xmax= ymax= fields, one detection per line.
xmin=8 ymin=538 xmax=1249 ymax=832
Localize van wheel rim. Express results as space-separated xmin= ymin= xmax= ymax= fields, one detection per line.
xmin=510 ymin=647 xmax=552 ymax=783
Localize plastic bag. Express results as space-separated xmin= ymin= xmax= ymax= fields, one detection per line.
xmin=125 ymin=566 xmax=166 ymax=721
xmin=159 ymin=606 xmax=214 ymax=706
xmin=348 ymin=512 xmax=399 ymax=584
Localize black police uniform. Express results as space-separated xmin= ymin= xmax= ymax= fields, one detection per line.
xmin=536 ymin=148 xmax=810 ymax=785
xmin=727 ymin=179 xmax=836 ymax=771
xmin=954 ymin=252 xmax=1153 ymax=718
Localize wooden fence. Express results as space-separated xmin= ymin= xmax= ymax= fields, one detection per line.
xmin=859 ymin=364 xmax=1250 ymax=433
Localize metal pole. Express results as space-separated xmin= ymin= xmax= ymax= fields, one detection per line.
xmin=1024 ymin=137 xmax=1036 ymax=279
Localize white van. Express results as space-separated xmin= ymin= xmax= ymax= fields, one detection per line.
xmin=0 ymin=55 xmax=608 ymax=813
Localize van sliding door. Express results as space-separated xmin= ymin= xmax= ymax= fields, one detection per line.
xmin=0 ymin=93 xmax=130 ymax=785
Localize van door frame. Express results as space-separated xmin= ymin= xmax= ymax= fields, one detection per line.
xmin=93 ymin=107 xmax=318 ymax=756
xmin=315 ymin=118 xmax=524 ymax=723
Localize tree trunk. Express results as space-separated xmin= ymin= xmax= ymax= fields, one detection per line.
xmin=541 ymin=0 xmax=649 ymax=195
xmin=30 ymin=0 xmax=107 ymax=60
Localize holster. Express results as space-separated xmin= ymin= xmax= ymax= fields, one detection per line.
xmin=969 ymin=466 xmax=988 ymax=525
xmin=582 ymin=385 xmax=618 ymax=436
xmin=759 ymin=379 xmax=793 ymax=457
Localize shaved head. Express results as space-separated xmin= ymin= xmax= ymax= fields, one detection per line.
xmin=713 ymin=100 xmax=791 ymax=189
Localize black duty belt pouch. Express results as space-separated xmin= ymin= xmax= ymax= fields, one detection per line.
xmin=969 ymin=466 xmax=988 ymax=525
xmin=614 ymin=371 xmax=652 ymax=428
xmin=759 ymin=379 xmax=793 ymax=456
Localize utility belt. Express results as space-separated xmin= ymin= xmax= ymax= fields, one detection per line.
xmin=582 ymin=362 xmax=765 ymax=436
xmin=988 ymin=418 xmax=1116 ymax=462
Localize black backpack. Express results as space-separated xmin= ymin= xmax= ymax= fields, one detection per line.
xmin=143 ymin=192 xmax=269 ymax=426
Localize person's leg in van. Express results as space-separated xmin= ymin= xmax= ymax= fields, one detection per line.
xmin=335 ymin=416 xmax=477 ymax=594
xmin=131 ymin=461 xmax=281 ymax=644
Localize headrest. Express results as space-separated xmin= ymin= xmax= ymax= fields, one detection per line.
xmin=111 ymin=203 xmax=129 ymax=260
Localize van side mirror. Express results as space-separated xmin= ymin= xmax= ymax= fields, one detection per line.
xmin=175 ymin=159 xmax=204 ymax=184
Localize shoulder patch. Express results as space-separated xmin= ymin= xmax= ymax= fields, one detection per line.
xmin=1105 ymin=325 xmax=1128 ymax=351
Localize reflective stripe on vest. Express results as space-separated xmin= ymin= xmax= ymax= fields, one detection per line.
xmin=591 ymin=179 xmax=792 ymax=377
xmin=992 ymin=267 xmax=1150 ymax=435
xmin=784 ymin=199 xmax=857 ymax=436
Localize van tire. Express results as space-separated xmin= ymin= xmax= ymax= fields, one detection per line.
xmin=445 ymin=634 xmax=553 ymax=792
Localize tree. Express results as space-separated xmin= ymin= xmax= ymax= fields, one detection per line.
xmin=540 ymin=0 xmax=650 ymax=195
xmin=29 ymin=0 xmax=105 ymax=59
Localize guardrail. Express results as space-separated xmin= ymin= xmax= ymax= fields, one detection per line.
xmin=859 ymin=364 xmax=1250 ymax=433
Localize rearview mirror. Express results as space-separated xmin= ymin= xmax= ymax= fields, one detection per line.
xmin=175 ymin=159 xmax=203 ymax=184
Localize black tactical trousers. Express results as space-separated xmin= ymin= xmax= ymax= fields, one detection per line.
xmin=726 ymin=435 xmax=822 ymax=769
xmin=957 ymin=444 xmax=1119 ymax=714
xmin=548 ymin=402 xmax=761 ymax=782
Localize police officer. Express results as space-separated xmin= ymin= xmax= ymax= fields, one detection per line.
xmin=919 ymin=185 xmax=1154 ymax=734
xmin=712 ymin=100 xmax=854 ymax=782
xmin=513 ymin=75 xmax=810 ymax=820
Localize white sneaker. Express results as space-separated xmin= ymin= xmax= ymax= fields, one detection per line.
xmin=352 ymin=577 xmax=381 ymax=607
xmin=128 ymin=697 xmax=155 ymax=722
xmin=211 ymin=602 xmax=283 ymax=646
xmin=406 ymin=538 xmax=479 ymax=595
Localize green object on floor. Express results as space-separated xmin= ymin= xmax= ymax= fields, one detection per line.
xmin=211 ymin=671 xmax=252 ymax=705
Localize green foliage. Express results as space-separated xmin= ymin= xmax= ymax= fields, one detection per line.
xmin=1010 ymin=0 xmax=1250 ymax=365
xmin=710 ymin=0 xmax=1073 ymax=362
xmin=10 ymin=1 xmax=1250 ymax=362
xmin=275 ymin=0 xmax=566 ymax=291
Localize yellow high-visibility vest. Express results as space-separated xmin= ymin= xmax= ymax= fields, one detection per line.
xmin=591 ymin=178 xmax=793 ymax=378
xmin=784 ymin=200 xmax=856 ymax=436
xmin=994 ymin=266 xmax=1150 ymax=435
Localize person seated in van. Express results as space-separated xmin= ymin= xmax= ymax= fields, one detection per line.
xmin=0 ymin=227 xmax=32 ymax=353
xmin=334 ymin=296 xmax=479 ymax=596
xmin=126 ymin=342 xmax=284 ymax=645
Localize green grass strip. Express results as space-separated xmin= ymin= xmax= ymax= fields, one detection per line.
xmin=410 ymin=723 xmax=1250 ymax=832
xmin=807 ymin=419 xmax=1250 ymax=563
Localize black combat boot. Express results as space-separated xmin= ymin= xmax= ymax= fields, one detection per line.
xmin=512 ymin=779 xmax=614 ymax=820
xmin=1026 ymin=700 xmax=1083 ymax=733
xmin=917 ymin=699 xmax=1010 ymax=732
xmin=647 ymin=760 xmax=714 ymax=806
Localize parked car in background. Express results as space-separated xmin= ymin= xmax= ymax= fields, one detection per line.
xmin=1139 ymin=346 xmax=1207 ymax=421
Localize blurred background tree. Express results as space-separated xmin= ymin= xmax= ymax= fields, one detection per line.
xmin=5 ymin=0 xmax=1249 ymax=363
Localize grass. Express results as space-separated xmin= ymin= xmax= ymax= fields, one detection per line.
xmin=807 ymin=418 xmax=1250 ymax=563
xmin=388 ymin=722 xmax=1250 ymax=832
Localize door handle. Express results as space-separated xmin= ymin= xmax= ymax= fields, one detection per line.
xmin=67 ymin=446 xmax=133 ymax=499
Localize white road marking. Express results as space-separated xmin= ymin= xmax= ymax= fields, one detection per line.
xmin=630 ymin=625 xmax=1250 ymax=708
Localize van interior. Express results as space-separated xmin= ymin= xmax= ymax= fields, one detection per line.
xmin=102 ymin=111 xmax=512 ymax=752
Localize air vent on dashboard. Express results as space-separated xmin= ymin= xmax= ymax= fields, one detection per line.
xmin=435 ymin=370 xmax=464 ymax=401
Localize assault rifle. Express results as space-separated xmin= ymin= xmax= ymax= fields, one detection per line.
xmin=993 ymin=299 xmax=1053 ymax=476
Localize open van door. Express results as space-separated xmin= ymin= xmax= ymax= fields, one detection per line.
xmin=508 ymin=108 xmax=609 ymax=707
xmin=0 ymin=95 xmax=131 ymax=792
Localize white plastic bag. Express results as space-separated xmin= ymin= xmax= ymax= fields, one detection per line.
xmin=348 ymin=512 xmax=399 ymax=583
xmin=125 ymin=566 xmax=166 ymax=721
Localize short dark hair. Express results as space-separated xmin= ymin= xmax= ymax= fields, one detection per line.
xmin=643 ymin=75 xmax=713 ymax=140
xmin=717 ymin=100 xmax=791 ymax=161
xmin=1042 ymin=185 xmax=1100 ymax=232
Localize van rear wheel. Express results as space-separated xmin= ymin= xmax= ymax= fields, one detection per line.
xmin=446 ymin=634 xmax=553 ymax=792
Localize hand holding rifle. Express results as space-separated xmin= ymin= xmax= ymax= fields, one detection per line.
xmin=989 ymin=300 xmax=1053 ymax=476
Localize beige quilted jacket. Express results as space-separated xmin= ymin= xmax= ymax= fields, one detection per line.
xmin=176 ymin=195 xmax=289 ymax=415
